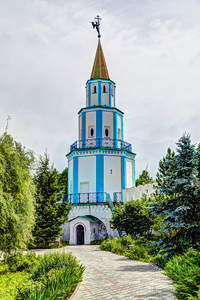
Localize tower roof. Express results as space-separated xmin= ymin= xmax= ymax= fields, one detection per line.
xmin=90 ymin=39 xmax=110 ymax=80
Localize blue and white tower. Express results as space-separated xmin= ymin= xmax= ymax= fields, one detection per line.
xmin=63 ymin=18 xmax=136 ymax=244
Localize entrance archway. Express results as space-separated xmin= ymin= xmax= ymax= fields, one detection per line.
xmin=76 ymin=225 xmax=84 ymax=245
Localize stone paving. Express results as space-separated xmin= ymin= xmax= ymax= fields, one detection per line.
xmin=66 ymin=245 xmax=177 ymax=300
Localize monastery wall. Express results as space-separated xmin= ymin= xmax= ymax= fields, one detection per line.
xmin=122 ymin=183 xmax=155 ymax=202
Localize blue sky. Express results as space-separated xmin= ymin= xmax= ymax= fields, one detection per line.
xmin=1 ymin=0 xmax=200 ymax=178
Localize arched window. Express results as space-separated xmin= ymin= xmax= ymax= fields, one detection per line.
xmin=93 ymin=86 xmax=97 ymax=93
xmin=91 ymin=128 xmax=94 ymax=137
xmin=105 ymin=128 xmax=109 ymax=137
xmin=103 ymin=85 xmax=106 ymax=93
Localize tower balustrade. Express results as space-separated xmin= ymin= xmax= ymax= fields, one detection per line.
xmin=70 ymin=138 xmax=132 ymax=152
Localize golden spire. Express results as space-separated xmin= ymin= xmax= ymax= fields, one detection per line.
xmin=90 ymin=39 xmax=110 ymax=80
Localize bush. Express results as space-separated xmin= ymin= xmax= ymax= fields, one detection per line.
xmin=30 ymin=251 xmax=79 ymax=281
xmin=5 ymin=251 xmax=40 ymax=272
xmin=28 ymin=264 xmax=84 ymax=300
xmin=151 ymin=254 xmax=168 ymax=269
xmin=13 ymin=251 xmax=85 ymax=300
xmin=163 ymin=248 xmax=200 ymax=300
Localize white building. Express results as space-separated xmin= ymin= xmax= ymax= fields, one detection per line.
xmin=62 ymin=36 xmax=137 ymax=245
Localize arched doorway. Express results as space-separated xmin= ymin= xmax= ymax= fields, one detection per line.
xmin=76 ymin=225 xmax=84 ymax=245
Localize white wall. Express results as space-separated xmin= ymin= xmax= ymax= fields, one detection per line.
xmin=101 ymin=83 xmax=109 ymax=106
xmin=79 ymin=115 xmax=82 ymax=140
xmin=78 ymin=155 xmax=96 ymax=193
xmin=123 ymin=183 xmax=155 ymax=203
xmin=126 ymin=159 xmax=133 ymax=188
xmin=90 ymin=83 xmax=98 ymax=106
xmin=69 ymin=218 xmax=90 ymax=245
xmin=117 ymin=114 xmax=122 ymax=139
xmin=102 ymin=111 xmax=113 ymax=139
xmin=86 ymin=111 xmax=96 ymax=139
xmin=104 ymin=156 xmax=121 ymax=200
xmin=67 ymin=204 xmax=119 ymax=239
xmin=68 ymin=159 xmax=73 ymax=193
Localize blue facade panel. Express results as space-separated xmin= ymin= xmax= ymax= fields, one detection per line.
xmin=82 ymin=112 xmax=86 ymax=142
xmin=96 ymin=110 xmax=102 ymax=139
xmin=98 ymin=81 xmax=101 ymax=105
xmin=73 ymin=156 xmax=78 ymax=202
xmin=121 ymin=156 xmax=126 ymax=190
xmin=113 ymin=111 xmax=117 ymax=148
xmin=122 ymin=115 xmax=124 ymax=141
xmin=109 ymin=83 xmax=111 ymax=106
xmin=88 ymin=83 xmax=91 ymax=107
xmin=96 ymin=155 xmax=104 ymax=192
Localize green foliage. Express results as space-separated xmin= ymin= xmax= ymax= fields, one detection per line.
xmin=28 ymin=264 xmax=84 ymax=300
xmin=5 ymin=251 xmax=39 ymax=272
xmin=0 ymin=266 xmax=29 ymax=300
xmin=151 ymin=254 xmax=168 ymax=269
xmin=135 ymin=169 xmax=154 ymax=187
xmin=0 ymin=251 xmax=84 ymax=300
xmin=110 ymin=195 xmax=153 ymax=238
xmin=163 ymin=248 xmax=200 ymax=300
xmin=149 ymin=133 xmax=200 ymax=257
xmin=32 ymin=151 xmax=71 ymax=248
xmin=155 ymin=147 xmax=175 ymax=190
xmin=0 ymin=124 xmax=35 ymax=255
xmin=100 ymin=236 xmax=160 ymax=262
xmin=30 ymin=251 xmax=79 ymax=281
xmin=90 ymin=238 xmax=106 ymax=245
xmin=58 ymin=167 xmax=68 ymax=195
xmin=15 ymin=251 xmax=85 ymax=300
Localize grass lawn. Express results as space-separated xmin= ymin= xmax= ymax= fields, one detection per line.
xmin=0 ymin=262 xmax=29 ymax=300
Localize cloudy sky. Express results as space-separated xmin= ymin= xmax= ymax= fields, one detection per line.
xmin=1 ymin=0 xmax=200 ymax=178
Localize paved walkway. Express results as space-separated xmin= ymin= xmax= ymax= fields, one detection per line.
xmin=66 ymin=245 xmax=177 ymax=300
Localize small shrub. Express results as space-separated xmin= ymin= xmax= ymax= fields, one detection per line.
xmin=15 ymin=280 xmax=44 ymax=300
xmin=163 ymin=248 xmax=200 ymax=300
xmin=4 ymin=251 xmax=40 ymax=272
xmin=28 ymin=265 xmax=84 ymax=300
xmin=30 ymin=251 xmax=83 ymax=281
xmin=151 ymin=254 xmax=168 ymax=269
xmin=124 ymin=244 xmax=151 ymax=261
xmin=91 ymin=238 xmax=106 ymax=245
xmin=120 ymin=235 xmax=133 ymax=247
xmin=100 ymin=238 xmax=115 ymax=252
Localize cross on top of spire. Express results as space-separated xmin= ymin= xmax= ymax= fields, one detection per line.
xmin=90 ymin=15 xmax=102 ymax=38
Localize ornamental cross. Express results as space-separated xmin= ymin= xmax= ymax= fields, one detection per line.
xmin=90 ymin=15 xmax=102 ymax=38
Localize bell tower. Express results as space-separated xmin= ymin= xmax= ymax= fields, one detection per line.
xmin=63 ymin=16 xmax=136 ymax=244
xmin=67 ymin=17 xmax=136 ymax=203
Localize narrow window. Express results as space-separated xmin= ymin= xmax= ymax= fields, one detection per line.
xmin=93 ymin=228 xmax=95 ymax=233
xmin=105 ymin=128 xmax=109 ymax=137
xmin=103 ymin=85 xmax=106 ymax=93
xmin=118 ymin=128 xmax=121 ymax=139
xmin=93 ymin=85 xmax=97 ymax=93
xmin=91 ymin=128 xmax=94 ymax=137
xmin=110 ymin=169 xmax=112 ymax=174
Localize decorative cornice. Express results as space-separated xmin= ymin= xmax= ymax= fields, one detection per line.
xmin=78 ymin=105 xmax=124 ymax=115
xmin=86 ymin=78 xmax=116 ymax=85
xmin=66 ymin=148 xmax=136 ymax=160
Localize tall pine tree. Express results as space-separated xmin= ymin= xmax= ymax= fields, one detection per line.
xmin=32 ymin=151 xmax=71 ymax=248
xmin=149 ymin=133 xmax=200 ymax=256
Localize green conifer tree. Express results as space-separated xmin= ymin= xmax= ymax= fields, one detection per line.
xmin=155 ymin=147 xmax=175 ymax=190
xmin=149 ymin=133 xmax=200 ymax=256
xmin=32 ymin=151 xmax=71 ymax=248
xmin=135 ymin=168 xmax=154 ymax=187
